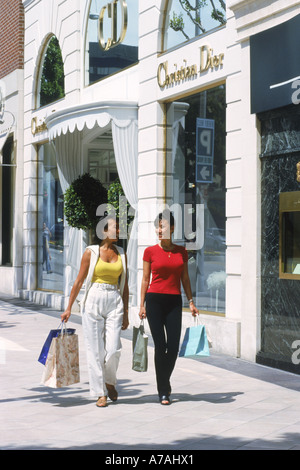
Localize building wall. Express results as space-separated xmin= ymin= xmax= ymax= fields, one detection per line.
xmin=0 ymin=0 xmax=24 ymax=79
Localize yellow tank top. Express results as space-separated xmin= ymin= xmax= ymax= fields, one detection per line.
xmin=92 ymin=255 xmax=123 ymax=285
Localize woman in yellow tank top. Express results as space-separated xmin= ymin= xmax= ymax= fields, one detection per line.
xmin=92 ymin=254 xmax=123 ymax=285
xmin=61 ymin=214 xmax=129 ymax=408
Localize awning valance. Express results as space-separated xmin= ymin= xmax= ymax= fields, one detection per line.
xmin=45 ymin=101 xmax=138 ymax=140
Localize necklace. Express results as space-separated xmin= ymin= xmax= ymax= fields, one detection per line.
xmin=159 ymin=243 xmax=174 ymax=258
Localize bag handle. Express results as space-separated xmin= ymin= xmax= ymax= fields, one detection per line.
xmin=192 ymin=315 xmax=212 ymax=347
xmin=57 ymin=322 xmax=67 ymax=336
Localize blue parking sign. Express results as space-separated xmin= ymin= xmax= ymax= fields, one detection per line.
xmin=196 ymin=118 xmax=214 ymax=183
xmin=196 ymin=164 xmax=213 ymax=183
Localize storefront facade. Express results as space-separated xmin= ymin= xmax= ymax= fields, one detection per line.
xmin=138 ymin=1 xmax=242 ymax=359
xmin=247 ymin=6 xmax=300 ymax=373
xmin=21 ymin=0 xmax=139 ymax=311
xmin=228 ymin=0 xmax=300 ymax=373
xmin=14 ymin=0 xmax=300 ymax=372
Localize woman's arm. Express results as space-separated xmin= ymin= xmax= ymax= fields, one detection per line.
xmin=61 ymin=249 xmax=91 ymax=323
xmin=139 ymin=260 xmax=151 ymax=319
xmin=181 ymin=262 xmax=199 ymax=316
xmin=122 ymin=254 xmax=129 ymax=330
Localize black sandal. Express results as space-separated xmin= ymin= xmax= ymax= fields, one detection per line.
xmin=159 ymin=395 xmax=171 ymax=405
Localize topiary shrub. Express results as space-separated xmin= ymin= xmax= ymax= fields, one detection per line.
xmin=64 ymin=173 xmax=107 ymax=230
xmin=108 ymin=178 xmax=133 ymax=237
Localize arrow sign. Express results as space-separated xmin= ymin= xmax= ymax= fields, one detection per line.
xmin=200 ymin=166 xmax=210 ymax=180
xmin=196 ymin=164 xmax=213 ymax=183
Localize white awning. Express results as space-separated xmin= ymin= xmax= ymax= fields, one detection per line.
xmin=45 ymin=100 xmax=138 ymax=140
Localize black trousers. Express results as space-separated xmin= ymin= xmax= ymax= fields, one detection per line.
xmin=146 ymin=293 xmax=182 ymax=396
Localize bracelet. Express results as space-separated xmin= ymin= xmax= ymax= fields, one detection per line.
xmin=188 ymin=299 xmax=194 ymax=304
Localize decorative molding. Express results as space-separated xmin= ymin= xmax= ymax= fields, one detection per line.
xmin=228 ymin=0 xmax=300 ymax=42
xmin=22 ymin=0 xmax=36 ymax=10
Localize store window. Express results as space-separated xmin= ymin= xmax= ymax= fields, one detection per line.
xmin=163 ymin=0 xmax=226 ymax=51
xmin=85 ymin=0 xmax=138 ymax=86
xmin=88 ymin=149 xmax=117 ymax=189
xmin=279 ymin=191 xmax=300 ymax=279
xmin=166 ymin=85 xmax=226 ymax=313
xmin=38 ymin=36 xmax=65 ymax=108
xmin=1 ymin=136 xmax=14 ymax=266
xmin=37 ymin=143 xmax=64 ymax=292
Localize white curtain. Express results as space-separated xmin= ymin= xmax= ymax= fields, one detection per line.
xmin=50 ymin=114 xmax=138 ymax=306
xmin=112 ymin=119 xmax=138 ymax=305
xmin=171 ymin=102 xmax=190 ymax=173
xmin=52 ymin=129 xmax=83 ymax=301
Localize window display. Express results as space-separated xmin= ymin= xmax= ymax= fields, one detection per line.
xmin=279 ymin=191 xmax=300 ymax=279
xmin=37 ymin=143 xmax=64 ymax=291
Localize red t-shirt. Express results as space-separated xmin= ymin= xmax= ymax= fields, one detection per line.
xmin=143 ymin=244 xmax=188 ymax=295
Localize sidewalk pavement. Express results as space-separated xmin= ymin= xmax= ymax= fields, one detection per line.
xmin=0 ymin=292 xmax=300 ymax=452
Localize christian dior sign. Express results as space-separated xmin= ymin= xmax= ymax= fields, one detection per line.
xmin=157 ymin=45 xmax=225 ymax=89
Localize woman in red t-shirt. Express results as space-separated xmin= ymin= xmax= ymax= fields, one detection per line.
xmin=139 ymin=210 xmax=198 ymax=405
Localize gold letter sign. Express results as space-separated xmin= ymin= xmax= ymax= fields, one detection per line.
xmin=98 ymin=0 xmax=128 ymax=51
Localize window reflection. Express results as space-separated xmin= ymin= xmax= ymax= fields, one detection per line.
xmin=85 ymin=0 xmax=138 ymax=86
xmin=166 ymin=85 xmax=226 ymax=313
xmin=38 ymin=143 xmax=64 ymax=291
xmin=39 ymin=36 xmax=65 ymax=107
xmin=164 ymin=0 xmax=226 ymax=51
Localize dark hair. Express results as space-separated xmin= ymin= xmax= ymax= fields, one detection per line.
xmin=154 ymin=209 xmax=175 ymax=228
xmin=101 ymin=213 xmax=119 ymax=232
xmin=93 ymin=211 xmax=119 ymax=244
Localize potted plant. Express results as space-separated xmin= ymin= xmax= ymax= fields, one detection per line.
xmin=64 ymin=173 xmax=107 ymax=242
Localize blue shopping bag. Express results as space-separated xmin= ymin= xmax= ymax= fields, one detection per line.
xmin=179 ymin=318 xmax=210 ymax=357
xmin=38 ymin=323 xmax=76 ymax=365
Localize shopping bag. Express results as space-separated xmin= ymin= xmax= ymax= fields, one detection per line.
xmin=41 ymin=327 xmax=80 ymax=388
xmin=38 ymin=323 xmax=76 ymax=365
xmin=132 ymin=320 xmax=148 ymax=372
xmin=179 ymin=317 xmax=210 ymax=357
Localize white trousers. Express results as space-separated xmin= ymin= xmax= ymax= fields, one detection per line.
xmin=82 ymin=283 xmax=124 ymax=397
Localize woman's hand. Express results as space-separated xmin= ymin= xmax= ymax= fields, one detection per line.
xmin=60 ymin=249 xmax=91 ymax=324
xmin=122 ymin=312 xmax=129 ymax=330
xmin=139 ymin=306 xmax=147 ymax=320
xmin=189 ymin=301 xmax=199 ymax=317
xmin=61 ymin=309 xmax=71 ymax=323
